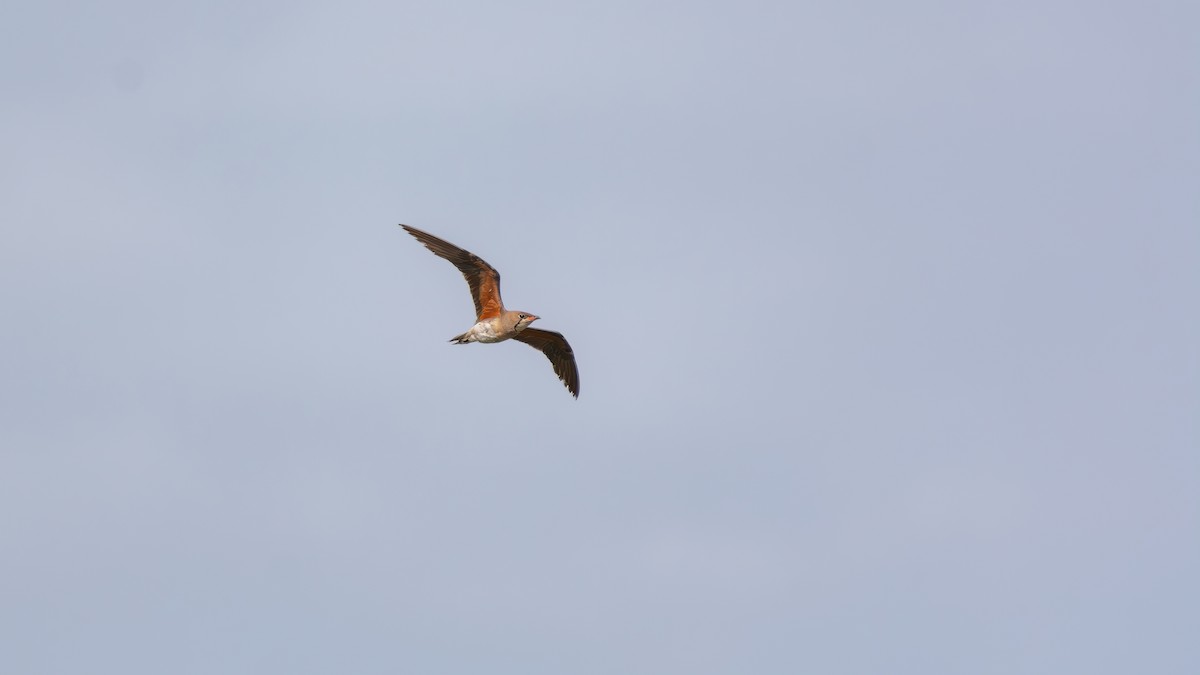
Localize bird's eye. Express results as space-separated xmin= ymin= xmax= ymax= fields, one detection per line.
xmin=519 ymin=314 xmax=526 ymax=319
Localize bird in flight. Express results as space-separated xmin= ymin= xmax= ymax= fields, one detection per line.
xmin=400 ymin=224 xmax=580 ymax=398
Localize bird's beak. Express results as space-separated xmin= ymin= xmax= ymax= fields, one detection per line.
xmin=528 ymin=315 xmax=539 ymax=322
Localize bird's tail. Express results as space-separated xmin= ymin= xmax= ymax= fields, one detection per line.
xmin=449 ymin=332 xmax=473 ymax=344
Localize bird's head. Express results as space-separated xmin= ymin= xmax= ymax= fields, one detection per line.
xmin=514 ymin=312 xmax=539 ymax=331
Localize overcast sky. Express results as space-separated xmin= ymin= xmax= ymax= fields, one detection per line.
xmin=1 ymin=1 xmax=1197 ymax=673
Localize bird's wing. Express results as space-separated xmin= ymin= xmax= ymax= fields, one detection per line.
xmin=401 ymin=225 xmax=504 ymax=320
xmin=512 ymin=328 xmax=580 ymax=398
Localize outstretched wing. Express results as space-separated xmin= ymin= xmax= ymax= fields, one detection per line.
xmin=513 ymin=328 xmax=580 ymax=398
xmin=401 ymin=224 xmax=504 ymax=320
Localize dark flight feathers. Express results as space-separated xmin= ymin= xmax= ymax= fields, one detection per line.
xmin=400 ymin=224 xmax=504 ymax=320
xmin=513 ymin=328 xmax=580 ymax=398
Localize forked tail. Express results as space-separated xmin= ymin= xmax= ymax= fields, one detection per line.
xmin=449 ymin=332 xmax=473 ymax=344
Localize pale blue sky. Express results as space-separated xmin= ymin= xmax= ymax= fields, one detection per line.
xmin=1 ymin=1 xmax=1197 ymax=673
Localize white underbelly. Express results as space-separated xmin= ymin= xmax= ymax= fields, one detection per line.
xmin=469 ymin=320 xmax=505 ymax=343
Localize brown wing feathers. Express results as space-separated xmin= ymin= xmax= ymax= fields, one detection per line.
xmin=513 ymin=328 xmax=581 ymax=398
xmin=400 ymin=225 xmax=504 ymax=320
